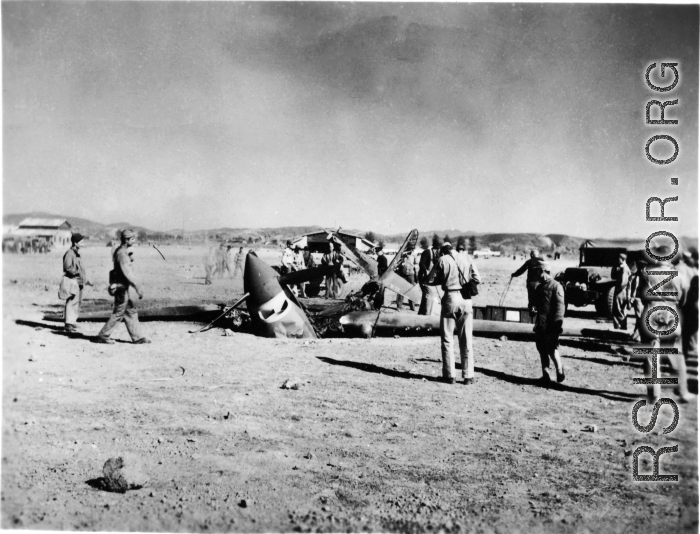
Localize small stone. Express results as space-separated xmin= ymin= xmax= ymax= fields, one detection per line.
xmin=157 ymin=437 xmax=163 ymax=444
xmin=281 ymin=379 xmax=300 ymax=390
xmin=303 ymin=452 xmax=314 ymax=460
xmin=499 ymin=335 xmax=508 ymax=341
xmin=239 ymin=499 xmax=248 ymax=508
xmin=562 ymin=429 xmax=569 ymax=433
xmin=583 ymin=425 xmax=598 ymax=433
xmin=624 ymin=449 xmax=632 ymax=457
xmin=102 ymin=454 xmax=149 ymax=493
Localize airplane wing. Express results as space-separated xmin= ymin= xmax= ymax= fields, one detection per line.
xmin=279 ymin=265 xmax=338 ymax=286
xmin=380 ymin=271 xmax=422 ymax=304
xmin=379 ymin=229 xmax=419 ymax=283
xmin=328 ymin=233 xmax=379 ymax=280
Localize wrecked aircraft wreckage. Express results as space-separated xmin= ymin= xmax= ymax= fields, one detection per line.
xmin=43 ymin=230 xmax=629 ymax=343
xmin=202 ymin=230 xmax=628 ymax=343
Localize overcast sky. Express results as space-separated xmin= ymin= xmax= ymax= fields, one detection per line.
xmin=3 ymin=2 xmax=698 ymax=238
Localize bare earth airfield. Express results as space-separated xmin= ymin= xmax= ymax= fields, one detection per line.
xmin=1 ymin=244 xmax=697 ymax=532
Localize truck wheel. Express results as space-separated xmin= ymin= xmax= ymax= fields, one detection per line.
xmin=595 ymin=287 xmax=615 ymax=319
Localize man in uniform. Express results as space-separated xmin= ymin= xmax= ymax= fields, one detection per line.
xmin=677 ymin=249 xmax=698 ymax=360
xmin=636 ymin=242 xmax=692 ymax=402
xmin=611 ymin=253 xmax=632 ymax=330
xmin=281 ymin=241 xmax=296 ymax=275
xmin=372 ymin=246 xmax=389 ymax=308
xmin=532 ymin=259 xmax=566 ymax=384
xmin=293 ymin=245 xmax=307 ymax=297
xmin=233 ymin=247 xmax=245 ymax=279
xmin=322 ymin=241 xmax=345 ymax=299
xmin=62 ymin=233 xmax=88 ymax=332
xmin=376 ymin=246 xmax=388 ymax=277
xmin=418 ymin=236 xmax=442 ymax=316
xmin=424 ymin=242 xmax=481 ymax=385
xmin=95 ymin=229 xmax=150 ymax=345
xmin=511 ymin=249 xmax=544 ymax=312
xmin=396 ymin=251 xmax=416 ymax=311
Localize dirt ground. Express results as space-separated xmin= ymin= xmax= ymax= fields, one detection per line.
xmin=2 ymin=244 xmax=698 ymax=533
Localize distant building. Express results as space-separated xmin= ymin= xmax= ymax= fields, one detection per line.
xmin=4 ymin=218 xmax=73 ymax=252
xmin=473 ymin=248 xmax=501 ymax=258
xmin=290 ymin=230 xmax=378 ymax=254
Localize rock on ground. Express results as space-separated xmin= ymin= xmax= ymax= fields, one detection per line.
xmin=102 ymin=454 xmax=149 ymax=493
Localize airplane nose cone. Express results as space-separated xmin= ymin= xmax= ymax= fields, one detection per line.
xmin=244 ymin=252 xmax=283 ymax=305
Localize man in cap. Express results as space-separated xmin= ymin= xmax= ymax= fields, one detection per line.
xmin=636 ymin=241 xmax=692 ymax=402
xmin=281 ymin=240 xmax=296 ymax=275
xmin=371 ymin=245 xmax=390 ymax=308
xmin=376 ymin=246 xmax=388 ymax=278
xmin=424 ymin=242 xmax=481 ymax=385
xmin=61 ymin=233 xmax=88 ymax=333
xmin=233 ymin=247 xmax=245 ymax=279
xmin=95 ymin=229 xmax=150 ymax=344
xmin=531 ymin=259 xmax=566 ymax=384
xmin=322 ymin=241 xmax=345 ymax=299
xmin=611 ymin=253 xmax=632 ymax=330
xmin=396 ymin=250 xmax=416 ymax=311
xmin=511 ymin=249 xmax=545 ymax=313
xmin=418 ymin=236 xmax=443 ymax=316
xmin=293 ymin=245 xmax=306 ymax=297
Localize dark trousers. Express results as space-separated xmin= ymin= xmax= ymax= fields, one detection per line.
xmin=97 ymin=287 xmax=143 ymax=341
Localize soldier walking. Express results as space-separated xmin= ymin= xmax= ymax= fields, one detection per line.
xmin=531 ymin=260 xmax=566 ymax=384
xmin=94 ymin=229 xmax=150 ymax=345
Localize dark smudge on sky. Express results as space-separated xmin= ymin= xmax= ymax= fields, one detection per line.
xmin=3 ymin=3 xmax=697 ymax=237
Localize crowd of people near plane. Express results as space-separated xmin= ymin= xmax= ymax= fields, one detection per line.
xmin=57 ymin=230 xmax=698 ymax=402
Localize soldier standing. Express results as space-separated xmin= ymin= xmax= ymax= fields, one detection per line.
xmin=233 ymin=247 xmax=245 ymax=278
xmin=418 ymin=236 xmax=442 ymax=315
xmin=61 ymin=233 xmax=88 ymax=333
xmin=396 ymin=251 xmax=416 ymax=311
xmin=636 ymin=242 xmax=692 ymax=403
xmin=322 ymin=241 xmax=345 ymax=299
xmin=511 ymin=249 xmax=544 ymax=312
xmin=424 ymin=242 xmax=481 ymax=384
xmin=611 ymin=253 xmax=631 ymax=330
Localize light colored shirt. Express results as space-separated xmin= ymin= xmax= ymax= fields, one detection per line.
xmin=425 ymin=251 xmax=481 ymax=291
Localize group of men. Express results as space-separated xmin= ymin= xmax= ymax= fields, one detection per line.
xmin=60 ymin=229 xmax=151 ymax=345
xmin=281 ymin=240 xmax=320 ymax=297
xmin=204 ymin=243 xmax=244 ymax=284
xmin=629 ymin=244 xmax=697 ymax=402
xmin=60 ymin=231 xmax=697 ymax=400
xmin=510 ymin=245 xmax=698 ymax=400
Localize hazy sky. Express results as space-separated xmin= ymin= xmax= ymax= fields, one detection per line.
xmin=3 ymin=2 xmax=698 ymax=238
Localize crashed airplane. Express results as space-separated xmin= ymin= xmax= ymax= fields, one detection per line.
xmin=230 ymin=230 xmax=628 ymax=343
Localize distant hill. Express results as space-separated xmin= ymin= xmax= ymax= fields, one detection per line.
xmin=3 ymin=212 xmax=696 ymax=252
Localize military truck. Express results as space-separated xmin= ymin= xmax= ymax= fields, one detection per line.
xmin=554 ymin=243 xmax=640 ymax=318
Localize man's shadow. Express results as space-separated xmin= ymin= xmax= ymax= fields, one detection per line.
xmin=473 ymin=366 xmax=639 ymax=402
xmin=317 ymin=356 xmax=639 ymax=402
xmin=316 ymin=357 xmax=443 ymax=382
xmin=14 ymin=320 xmax=130 ymax=343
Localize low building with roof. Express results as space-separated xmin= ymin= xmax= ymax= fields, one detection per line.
xmin=3 ymin=218 xmax=73 ymax=252
xmin=290 ymin=230 xmax=378 ymax=254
